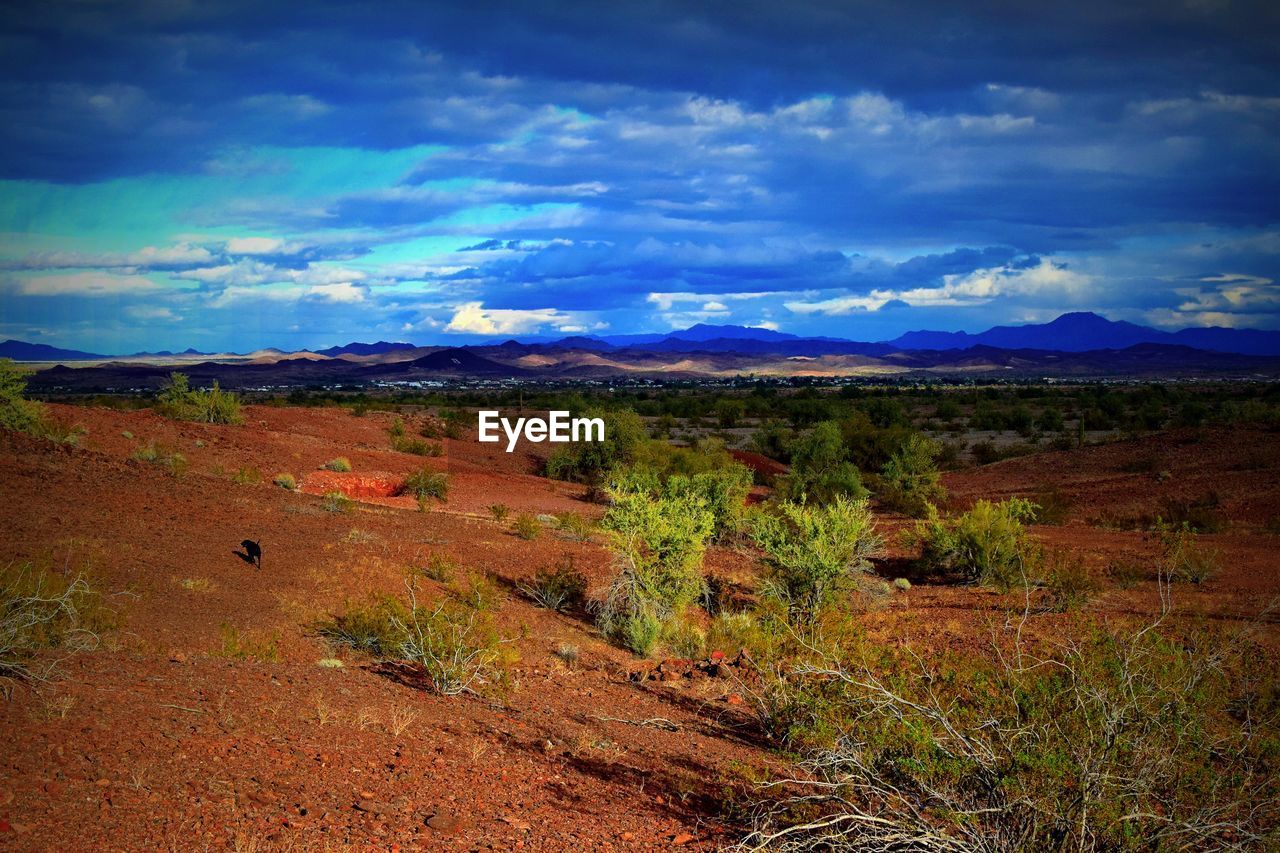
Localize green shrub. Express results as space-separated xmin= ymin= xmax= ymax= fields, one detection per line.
xmin=392 ymin=436 xmax=442 ymax=456
xmin=321 ymin=491 xmax=353 ymax=513
xmin=662 ymin=616 xmax=707 ymax=658
xmin=893 ymin=577 xmax=911 ymax=592
xmin=0 ymin=359 xmax=47 ymax=435
xmin=518 ymin=555 xmax=587 ymax=611
xmin=489 ymin=503 xmax=510 ymax=522
xmin=554 ymin=511 xmax=593 ymax=541
xmin=597 ymin=487 xmax=715 ymax=654
xmin=414 ymin=553 xmax=457 ymax=583
xmin=877 ymin=433 xmax=946 ymax=517
xmin=132 ymin=442 xmax=188 ymax=477
xmin=545 ymin=408 xmax=646 ymax=484
xmin=273 ymin=472 xmax=297 ymax=490
xmin=777 ymin=421 xmax=867 ymax=506
xmin=751 ymin=497 xmax=882 ymax=625
xmin=912 ymin=498 xmax=1039 ymax=589
xmin=317 ymin=594 xmax=408 ymax=656
xmin=620 ymin=612 xmax=662 ymax=657
xmin=399 ymin=467 xmax=448 ymax=502
xmin=0 ymin=359 xmax=82 ymax=443
xmin=1 ymin=563 xmax=103 ymax=695
xmin=324 ymin=457 xmax=352 ymax=472
xmin=512 ymin=513 xmax=541 ymax=540
xmin=667 ymin=465 xmax=753 ymax=540
xmin=156 ymin=372 xmax=242 ymax=424
xmin=319 ymin=581 xmax=511 ymax=696
xmin=232 ymin=466 xmax=262 ymax=485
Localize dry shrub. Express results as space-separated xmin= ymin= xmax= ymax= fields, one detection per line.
xmin=1 ymin=563 xmax=105 ymax=696
xmin=740 ymin=595 xmax=1280 ymax=851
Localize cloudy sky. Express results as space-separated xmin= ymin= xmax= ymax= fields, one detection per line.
xmin=1 ymin=0 xmax=1277 ymax=353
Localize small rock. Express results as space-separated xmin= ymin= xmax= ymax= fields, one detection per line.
xmin=673 ymin=832 xmax=696 ymax=845
xmin=726 ymin=693 xmax=744 ymax=706
xmin=621 ymin=831 xmax=635 ymax=841
xmin=426 ymin=812 xmax=462 ymax=833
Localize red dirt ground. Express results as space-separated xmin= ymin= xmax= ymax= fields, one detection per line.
xmin=2 ymin=406 xmax=1278 ymax=849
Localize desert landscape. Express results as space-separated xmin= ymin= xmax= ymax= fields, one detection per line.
xmin=3 ymin=1 xmax=1278 ymax=848
xmin=2 ymin=365 xmax=1278 ymax=849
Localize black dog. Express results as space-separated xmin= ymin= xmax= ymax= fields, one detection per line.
xmin=240 ymin=538 xmax=262 ymax=569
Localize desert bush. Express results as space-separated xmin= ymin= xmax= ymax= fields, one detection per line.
xmin=392 ymin=435 xmax=443 ymax=456
xmin=0 ymin=360 xmax=84 ymax=444
xmin=395 ymin=584 xmax=510 ymax=695
xmin=518 ymin=555 xmax=587 ymax=611
xmin=597 ymin=487 xmax=715 ymax=655
xmin=741 ymin=610 xmax=1280 ymax=851
xmin=751 ymin=497 xmax=882 ymax=625
xmin=321 ymin=491 xmax=353 ymax=513
xmin=318 ymin=579 xmax=511 ymax=696
xmin=553 ymin=642 xmax=580 ymax=668
xmin=216 ymin=623 xmax=280 ymax=662
xmin=273 ymin=472 xmax=297 ymax=490
xmin=777 ymin=421 xmax=867 ymax=506
xmin=545 ymin=408 xmax=646 ymax=484
xmin=411 ymin=553 xmax=456 ymax=584
xmin=877 ymin=433 xmax=946 ymax=517
xmin=512 ymin=513 xmax=541 ymax=540
xmin=893 ymin=577 xmax=911 ymax=592
xmin=132 ymin=442 xmax=188 ymax=477
xmin=1 ymin=563 xmax=103 ymax=695
xmin=399 ymin=467 xmax=448 ymax=502
xmin=232 ymin=465 xmax=261 ymax=485
xmin=489 ymin=503 xmax=510 ymax=522
xmin=751 ymin=420 xmax=795 ymax=463
xmin=662 ymin=615 xmax=707 ymax=658
xmin=912 ymin=498 xmax=1039 ymax=589
xmin=554 ymin=511 xmax=593 ymax=541
xmin=156 ymin=372 xmax=242 ymax=424
xmin=1157 ymin=521 xmax=1220 ymax=584
xmin=0 ymin=359 xmax=46 ymax=435
xmin=1041 ymin=550 xmax=1098 ymax=611
xmin=667 ymin=465 xmax=754 ymax=541
xmin=324 ymin=456 xmax=352 ymax=472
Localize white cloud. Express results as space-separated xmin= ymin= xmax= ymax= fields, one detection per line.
xmin=126 ymin=305 xmax=182 ymax=322
xmin=306 ymin=283 xmax=365 ymax=304
xmin=225 ymin=236 xmax=285 ymax=255
xmin=786 ymin=258 xmax=1090 ymax=316
xmin=16 ymin=271 xmax=160 ymax=296
xmin=444 ymin=302 xmax=585 ymax=335
xmin=14 ymin=242 xmax=214 ymax=270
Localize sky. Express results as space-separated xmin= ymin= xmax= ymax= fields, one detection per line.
xmin=0 ymin=0 xmax=1278 ymax=354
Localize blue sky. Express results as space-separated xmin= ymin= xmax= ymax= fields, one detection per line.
xmin=0 ymin=0 xmax=1277 ymax=353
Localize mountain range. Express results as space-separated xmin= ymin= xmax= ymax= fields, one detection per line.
xmin=6 ymin=313 xmax=1280 ymax=364
xmin=8 ymin=313 xmax=1280 ymax=390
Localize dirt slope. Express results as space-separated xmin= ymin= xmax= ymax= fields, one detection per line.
xmin=2 ymin=407 xmax=1278 ymax=849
